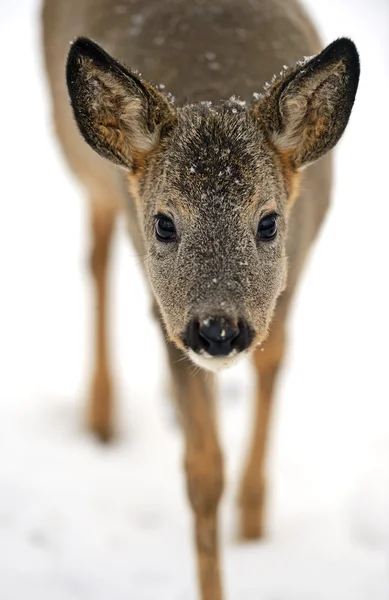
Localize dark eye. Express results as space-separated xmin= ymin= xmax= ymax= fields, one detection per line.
xmin=258 ymin=213 xmax=278 ymax=241
xmin=155 ymin=214 xmax=177 ymax=242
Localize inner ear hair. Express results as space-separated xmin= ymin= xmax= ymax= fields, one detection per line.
xmin=252 ymin=38 xmax=360 ymax=170
xmin=66 ymin=37 xmax=176 ymax=170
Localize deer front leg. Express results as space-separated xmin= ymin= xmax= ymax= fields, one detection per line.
xmin=238 ymin=322 xmax=285 ymax=540
xmin=166 ymin=342 xmax=224 ymax=600
xmin=88 ymin=201 xmax=117 ymax=442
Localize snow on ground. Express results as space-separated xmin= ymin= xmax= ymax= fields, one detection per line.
xmin=0 ymin=1 xmax=388 ymax=599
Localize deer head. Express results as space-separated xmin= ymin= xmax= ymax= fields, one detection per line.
xmin=66 ymin=37 xmax=359 ymax=371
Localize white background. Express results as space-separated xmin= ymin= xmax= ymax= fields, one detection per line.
xmin=0 ymin=0 xmax=388 ymax=598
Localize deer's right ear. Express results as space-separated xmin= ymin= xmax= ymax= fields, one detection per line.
xmin=66 ymin=37 xmax=176 ymax=169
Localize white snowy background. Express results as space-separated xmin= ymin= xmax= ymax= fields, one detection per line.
xmin=0 ymin=0 xmax=388 ymax=598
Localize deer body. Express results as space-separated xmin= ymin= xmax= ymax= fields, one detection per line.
xmin=42 ymin=1 xmax=359 ymax=598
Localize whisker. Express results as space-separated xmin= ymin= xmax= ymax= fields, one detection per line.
xmin=285 ymin=250 xmax=299 ymax=260
xmin=173 ymin=354 xmax=189 ymax=366
xmin=127 ymin=251 xmax=150 ymax=258
xmin=133 ymin=254 xmax=152 ymax=268
xmin=190 ymin=364 xmax=202 ymax=378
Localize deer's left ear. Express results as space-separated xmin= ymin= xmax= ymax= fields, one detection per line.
xmin=252 ymin=38 xmax=360 ymax=169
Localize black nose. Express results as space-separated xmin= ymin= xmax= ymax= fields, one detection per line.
xmin=185 ymin=317 xmax=253 ymax=357
xmin=200 ymin=318 xmax=239 ymax=349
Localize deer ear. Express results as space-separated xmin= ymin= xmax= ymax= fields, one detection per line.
xmin=252 ymin=38 xmax=360 ymax=169
xmin=66 ymin=37 xmax=176 ymax=169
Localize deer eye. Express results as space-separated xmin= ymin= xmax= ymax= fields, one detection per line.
xmin=155 ymin=214 xmax=177 ymax=242
xmin=258 ymin=213 xmax=278 ymax=241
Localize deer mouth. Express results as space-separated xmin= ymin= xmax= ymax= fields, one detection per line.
xmin=187 ymin=348 xmax=245 ymax=372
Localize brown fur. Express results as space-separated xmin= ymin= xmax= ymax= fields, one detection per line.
xmin=42 ymin=1 xmax=359 ymax=598
xmin=166 ymin=339 xmax=224 ymax=599
xmin=88 ymin=200 xmax=117 ymax=442
xmin=239 ymin=318 xmax=286 ymax=538
xmin=278 ymin=149 xmax=301 ymax=207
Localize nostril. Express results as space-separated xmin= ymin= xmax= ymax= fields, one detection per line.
xmin=235 ymin=319 xmax=253 ymax=352
xmin=185 ymin=320 xmax=202 ymax=353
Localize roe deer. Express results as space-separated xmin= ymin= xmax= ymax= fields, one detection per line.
xmin=42 ymin=0 xmax=359 ymax=597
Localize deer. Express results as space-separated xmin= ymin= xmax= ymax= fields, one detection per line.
xmin=42 ymin=0 xmax=359 ymax=598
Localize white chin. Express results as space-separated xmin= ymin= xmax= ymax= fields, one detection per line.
xmin=187 ymin=349 xmax=244 ymax=372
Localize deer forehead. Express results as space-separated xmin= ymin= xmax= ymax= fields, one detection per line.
xmin=151 ymin=106 xmax=288 ymax=213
